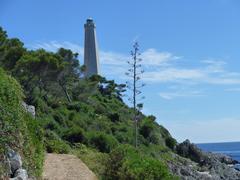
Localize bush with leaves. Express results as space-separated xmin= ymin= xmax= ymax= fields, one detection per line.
xmin=165 ymin=137 xmax=177 ymax=150
xmin=45 ymin=139 xmax=70 ymax=154
xmin=105 ymin=144 xmax=177 ymax=180
xmin=0 ymin=68 xmax=44 ymax=178
xmin=88 ymin=132 xmax=118 ymax=153
xmin=63 ymin=126 xmax=86 ymax=144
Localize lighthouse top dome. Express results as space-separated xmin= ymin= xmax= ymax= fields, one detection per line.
xmin=85 ymin=18 xmax=95 ymax=28
xmin=87 ymin=18 xmax=93 ymax=23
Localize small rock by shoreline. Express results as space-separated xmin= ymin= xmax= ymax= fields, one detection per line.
xmin=169 ymin=139 xmax=240 ymax=180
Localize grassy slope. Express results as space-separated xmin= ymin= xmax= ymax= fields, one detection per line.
xmin=0 ymin=68 xmax=44 ymax=178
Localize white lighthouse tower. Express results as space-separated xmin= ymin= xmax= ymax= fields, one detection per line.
xmin=84 ymin=18 xmax=100 ymax=77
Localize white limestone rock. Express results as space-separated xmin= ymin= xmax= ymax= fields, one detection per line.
xmin=11 ymin=168 xmax=28 ymax=180
xmin=22 ymin=102 xmax=35 ymax=117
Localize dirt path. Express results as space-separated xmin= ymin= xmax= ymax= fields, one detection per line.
xmin=42 ymin=153 xmax=98 ymax=180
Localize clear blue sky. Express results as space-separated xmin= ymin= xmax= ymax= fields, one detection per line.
xmin=1 ymin=0 xmax=240 ymax=143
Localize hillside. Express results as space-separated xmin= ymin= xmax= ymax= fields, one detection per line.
xmin=1 ymin=27 xmax=240 ymax=180
xmin=0 ymin=27 xmax=177 ymax=179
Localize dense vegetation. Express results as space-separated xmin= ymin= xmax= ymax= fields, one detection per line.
xmin=0 ymin=68 xmax=44 ymax=177
xmin=0 ymin=27 xmax=178 ymax=179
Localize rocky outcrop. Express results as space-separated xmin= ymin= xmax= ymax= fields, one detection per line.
xmin=235 ymin=164 xmax=240 ymax=171
xmin=168 ymin=156 xmax=214 ymax=180
xmin=176 ymin=139 xmax=205 ymax=164
xmin=22 ymin=102 xmax=35 ymax=117
xmin=11 ymin=169 xmax=28 ymax=180
xmin=7 ymin=149 xmax=28 ymax=180
xmin=171 ymin=139 xmax=240 ymax=180
xmin=8 ymin=149 xmax=22 ymax=174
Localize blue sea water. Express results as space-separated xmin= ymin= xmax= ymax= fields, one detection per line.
xmin=197 ymin=142 xmax=240 ymax=162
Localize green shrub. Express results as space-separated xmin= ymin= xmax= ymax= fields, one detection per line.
xmin=0 ymin=68 xmax=44 ymax=178
xmin=105 ymin=144 xmax=176 ymax=180
xmin=53 ymin=112 xmax=66 ymax=126
xmin=165 ymin=137 xmax=177 ymax=150
xmin=139 ymin=119 xmax=155 ymax=139
xmin=122 ymin=155 xmax=175 ymax=180
xmin=42 ymin=116 xmax=62 ymax=133
xmin=44 ymin=129 xmax=61 ymax=141
xmin=67 ymin=102 xmax=82 ymax=112
xmin=44 ymin=129 xmax=70 ymax=154
xmin=89 ymin=116 xmax=112 ymax=133
xmin=0 ymin=68 xmax=23 ymax=152
xmin=114 ymin=131 xmax=133 ymax=144
xmin=88 ymin=132 xmax=118 ymax=153
xmin=139 ymin=119 xmax=161 ymax=145
xmin=45 ymin=139 xmax=70 ymax=154
xmin=108 ymin=113 xmax=120 ymax=122
xmin=63 ymin=127 xmax=86 ymax=144
xmin=73 ymin=144 xmax=109 ymax=178
xmin=22 ymin=113 xmax=44 ymax=177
